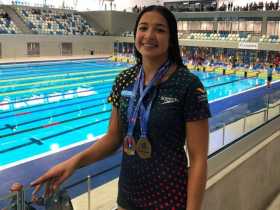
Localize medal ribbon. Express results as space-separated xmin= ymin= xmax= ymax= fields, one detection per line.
xmin=126 ymin=60 xmax=171 ymax=140
xmin=139 ymin=76 xmax=157 ymax=138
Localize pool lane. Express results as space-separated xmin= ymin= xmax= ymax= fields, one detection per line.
xmin=0 ymin=113 xmax=110 ymax=166
xmin=0 ymin=77 xmax=114 ymax=98
xmin=191 ymin=71 xmax=219 ymax=79
xmin=203 ymin=74 xmax=241 ymax=87
xmin=0 ymin=68 xmax=122 ymax=84
xmin=0 ymin=71 xmax=119 ymax=93
xmin=0 ymin=96 xmax=110 ymax=135
xmin=0 ymin=87 xmax=111 ymax=117
xmin=0 ymin=85 xmax=112 ymax=115
xmin=207 ymin=77 xmax=265 ymax=101
xmin=0 ymin=60 xmax=129 ymax=78
xmin=0 ymin=108 xmax=111 ymax=149
xmin=0 ymin=59 xmax=126 ymax=71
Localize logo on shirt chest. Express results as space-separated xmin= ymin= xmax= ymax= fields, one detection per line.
xmin=160 ymin=96 xmax=179 ymax=104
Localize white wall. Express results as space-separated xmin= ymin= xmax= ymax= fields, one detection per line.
xmin=0 ymin=34 xmax=133 ymax=59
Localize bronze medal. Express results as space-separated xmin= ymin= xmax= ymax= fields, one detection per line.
xmin=123 ymin=136 xmax=136 ymax=155
xmin=136 ymin=137 xmax=152 ymax=159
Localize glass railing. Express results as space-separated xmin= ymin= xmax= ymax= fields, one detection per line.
xmin=209 ymin=89 xmax=280 ymax=154
xmin=0 ymin=89 xmax=279 ymax=210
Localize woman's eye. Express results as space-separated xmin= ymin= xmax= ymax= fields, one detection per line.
xmin=138 ymin=26 xmax=147 ymax=31
xmin=157 ymin=28 xmax=165 ymax=32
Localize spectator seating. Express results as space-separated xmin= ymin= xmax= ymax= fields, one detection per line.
xmin=185 ymin=32 xmax=252 ymax=42
xmin=121 ymin=31 xmax=133 ymax=37
xmin=276 ymin=66 xmax=280 ymax=73
xmin=182 ymin=32 xmax=280 ymax=43
xmin=259 ymin=34 xmax=280 ymax=43
xmin=0 ymin=9 xmax=20 ymax=34
xmin=15 ymin=7 xmax=95 ymax=35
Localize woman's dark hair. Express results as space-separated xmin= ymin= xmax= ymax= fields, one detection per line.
xmin=133 ymin=5 xmax=183 ymax=66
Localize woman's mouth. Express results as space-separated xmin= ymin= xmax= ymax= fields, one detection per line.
xmin=142 ymin=43 xmax=158 ymax=48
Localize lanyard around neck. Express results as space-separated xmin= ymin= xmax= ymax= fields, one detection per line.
xmin=126 ymin=61 xmax=171 ymax=137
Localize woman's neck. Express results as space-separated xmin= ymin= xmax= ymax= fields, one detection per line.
xmin=142 ymin=57 xmax=168 ymax=85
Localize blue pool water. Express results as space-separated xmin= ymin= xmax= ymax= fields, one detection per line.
xmin=0 ymin=59 xmax=266 ymax=167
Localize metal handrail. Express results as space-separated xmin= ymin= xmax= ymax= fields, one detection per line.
xmin=65 ymin=163 xmax=121 ymax=190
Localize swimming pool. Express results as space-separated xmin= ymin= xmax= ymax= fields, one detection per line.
xmin=0 ymin=59 xmax=266 ymax=168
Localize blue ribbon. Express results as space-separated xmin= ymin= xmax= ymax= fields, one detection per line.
xmin=126 ymin=60 xmax=171 ymax=139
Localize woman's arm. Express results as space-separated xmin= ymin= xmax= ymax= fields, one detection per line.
xmin=31 ymin=107 xmax=122 ymax=193
xmin=185 ymin=119 xmax=209 ymax=210
xmin=73 ymin=106 xmax=123 ymax=168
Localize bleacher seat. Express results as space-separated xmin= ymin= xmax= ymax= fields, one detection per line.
xmin=259 ymin=34 xmax=280 ymax=43
xmin=0 ymin=9 xmax=20 ymax=34
xmin=185 ymin=31 xmax=255 ymax=42
xmin=15 ymin=6 xmax=96 ymax=36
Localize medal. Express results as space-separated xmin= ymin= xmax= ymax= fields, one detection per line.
xmin=136 ymin=137 xmax=152 ymax=159
xmin=125 ymin=61 xmax=171 ymax=158
xmin=123 ymin=136 xmax=136 ymax=155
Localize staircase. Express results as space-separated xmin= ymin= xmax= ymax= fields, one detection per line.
xmin=2 ymin=5 xmax=32 ymax=34
xmin=79 ymin=12 xmax=105 ymax=35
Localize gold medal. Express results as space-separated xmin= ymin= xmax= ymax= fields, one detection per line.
xmin=123 ymin=136 xmax=136 ymax=155
xmin=136 ymin=137 xmax=152 ymax=159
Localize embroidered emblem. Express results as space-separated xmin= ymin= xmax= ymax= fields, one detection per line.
xmin=160 ymin=96 xmax=179 ymax=104
xmin=196 ymin=89 xmax=208 ymax=102
xmin=196 ymin=88 xmax=205 ymax=94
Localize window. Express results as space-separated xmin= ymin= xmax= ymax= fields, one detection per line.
xmin=267 ymin=21 xmax=280 ymax=36
xmin=61 ymin=42 xmax=72 ymax=56
xmin=27 ymin=42 xmax=40 ymax=56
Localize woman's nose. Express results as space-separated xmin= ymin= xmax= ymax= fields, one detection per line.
xmin=145 ymin=29 xmax=155 ymax=38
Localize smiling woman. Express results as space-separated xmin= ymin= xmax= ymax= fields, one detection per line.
xmin=135 ymin=12 xmax=170 ymax=63
xmin=31 ymin=5 xmax=211 ymax=210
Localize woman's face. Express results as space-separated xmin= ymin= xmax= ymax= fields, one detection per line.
xmin=135 ymin=11 xmax=170 ymax=62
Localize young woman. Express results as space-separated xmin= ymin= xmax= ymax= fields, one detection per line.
xmin=31 ymin=5 xmax=210 ymax=210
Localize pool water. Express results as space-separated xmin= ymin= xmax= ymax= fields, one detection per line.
xmin=0 ymin=59 xmax=266 ymax=167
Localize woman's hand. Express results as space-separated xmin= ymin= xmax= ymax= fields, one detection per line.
xmin=30 ymin=108 xmax=121 ymax=196
xmin=31 ymin=158 xmax=77 ymax=196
